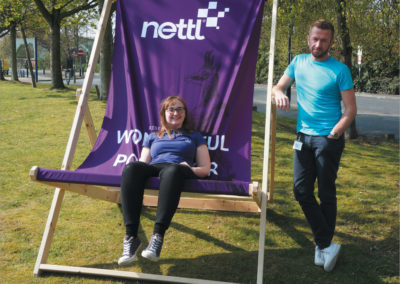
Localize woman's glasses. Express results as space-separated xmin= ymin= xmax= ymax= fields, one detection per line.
xmin=166 ymin=107 xmax=184 ymax=114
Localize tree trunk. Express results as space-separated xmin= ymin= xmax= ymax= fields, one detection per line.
xmin=50 ymin=22 xmax=65 ymax=89
xmin=21 ymin=27 xmax=36 ymax=88
xmin=99 ymin=0 xmax=114 ymax=100
xmin=33 ymin=0 xmax=98 ymax=89
xmin=10 ymin=24 xmax=19 ymax=81
xmin=0 ymin=60 xmax=5 ymax=81
xmin=336 ymin=0 xmax=358 ymax=139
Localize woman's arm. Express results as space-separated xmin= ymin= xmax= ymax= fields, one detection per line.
xmin=181 ymin=144 xmax=210 ymax=178
xmin=139 ymin=147 xmax=152 ymax=163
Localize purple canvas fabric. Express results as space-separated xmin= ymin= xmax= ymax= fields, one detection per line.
xmin=36 ymin=0 xmax=264 ymax=196
xmin=36 ymin=167 xmax=250 ymax=196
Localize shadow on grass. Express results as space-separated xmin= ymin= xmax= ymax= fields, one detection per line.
xmin=38 ymin=245 xmax=390 ymax=284
xmin=267 ymin=209 xmax=314 ymax=248
xmin=38 ymin=193 xmax=397 ymax=283
xmin=141 ymin=209 xmax=247 ymax=252
xmin=37 ymin=206 xmax=395 ymax=283
xmin=335 ymin=229 xmax=399 ymax=280
xmin=45 ymin=94 xmax=76 ymax=100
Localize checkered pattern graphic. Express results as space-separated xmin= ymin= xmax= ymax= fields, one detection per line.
xmin=197 ymin=1 xmax=230 ymax=30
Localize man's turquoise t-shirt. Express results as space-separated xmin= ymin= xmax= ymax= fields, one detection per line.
xmin=284 ymin=54 xmax=353 ymax=135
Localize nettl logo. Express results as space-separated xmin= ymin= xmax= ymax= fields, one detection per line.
xmin=141 ymin=1 xmax=230 ymax=40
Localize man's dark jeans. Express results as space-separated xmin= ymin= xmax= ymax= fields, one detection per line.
xmin=293 ymin=132 xmax=345 ymax=249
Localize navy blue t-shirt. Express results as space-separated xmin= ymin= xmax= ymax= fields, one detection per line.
xmin=143 ymin=131 xmax=206 ymax=167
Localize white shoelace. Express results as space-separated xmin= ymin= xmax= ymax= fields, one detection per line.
xmin=122 ymin=237 xmax=134 ymax=256
xmin=148 ymin=236 xmax=162 ymax=253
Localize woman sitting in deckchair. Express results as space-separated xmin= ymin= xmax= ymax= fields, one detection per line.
xmin=118 ymin=96 xmax=211 ymax=265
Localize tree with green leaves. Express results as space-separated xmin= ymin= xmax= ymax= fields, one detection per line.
xmin=348 ymin=0 xmax=399 ymax=94
xmin=0 ymin=0 xmax=51 ymax=85
xmin=0 ymin=22 xmax=11 ymax=80
xmin=0 ymin=7 xmax=10 ymax=38
xmin=0 ymin=0 xmax=26 ymax=81
xmin=33 ymin=0 xmax=98 ymax=89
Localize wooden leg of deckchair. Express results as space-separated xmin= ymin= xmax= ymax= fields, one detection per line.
xmin=258 ymin=0 xmax=278 ymax=282
xmin=257 ymin=189 xmax=268 ymax=284
xmin=34 ymin=0 xmax=113 ymax=276
xmin=38 ymin=264 xmax=237 ymax=284
xmin=76 ymin=89 xmax=98 ymax=147
xmin=269 ymin=104 xmax=277 ymax=202
xmin=34 ymin=188 xmax=65 ymax=276
xmin=250 ymin=181 xmax=262 ymax=210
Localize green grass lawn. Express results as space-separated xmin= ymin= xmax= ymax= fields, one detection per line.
xmin=0 ymin=81 xmax=398 ymax=283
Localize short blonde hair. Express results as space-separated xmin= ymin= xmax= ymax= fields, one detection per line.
xmin=310 ymin=19 xmax=335 ymax=41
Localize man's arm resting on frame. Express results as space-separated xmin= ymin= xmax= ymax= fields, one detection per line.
xmin=272 ymin=74 xmax=294 ymax=111
xmin=329 ymin=88 xmax=357 ymax=138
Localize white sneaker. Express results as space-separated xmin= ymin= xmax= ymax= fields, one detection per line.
xmin=118 ymin=236 xmax=142 ymax=265
xmin=314 ymin=246 xmax=324 ymax=266
xmin=321 ymin=243 xmax=341 ymax=272
xmin=141 ymin=234 xmax=163 ymax=262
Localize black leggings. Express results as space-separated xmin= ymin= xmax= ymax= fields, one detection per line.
xmin=120 ymin=161 xmax=197 ymax=237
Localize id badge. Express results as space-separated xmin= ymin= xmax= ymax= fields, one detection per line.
xmin=293 ymin=140 xmax=303 ymax=151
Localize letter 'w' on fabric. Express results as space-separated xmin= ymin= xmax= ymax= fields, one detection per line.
xmin=34 ymin=0 xmax=265 ymax=196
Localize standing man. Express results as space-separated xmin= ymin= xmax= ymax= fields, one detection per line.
xmin=272 ymin=19 xmax=357 ymax=272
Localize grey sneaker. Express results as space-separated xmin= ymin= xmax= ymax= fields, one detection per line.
xmin=314 ymin=246 xmax=325 ymax=266
xmin=141 ymin=234 xmax=163 ymax=262
xmin=118 ymin=236 xmax=142 ymax=265
xmin=321 ymin=243 xmax=341 ymax=272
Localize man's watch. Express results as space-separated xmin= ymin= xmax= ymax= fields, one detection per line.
xmin=329 ymin=131 xmax=340 ymax=139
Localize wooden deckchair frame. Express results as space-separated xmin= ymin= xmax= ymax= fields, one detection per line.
xmin=31 ymin=0 xmax=278 ymax=283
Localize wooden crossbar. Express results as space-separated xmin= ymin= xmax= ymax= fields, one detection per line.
xmin=38 ymin=264 xmax=238 ymax=284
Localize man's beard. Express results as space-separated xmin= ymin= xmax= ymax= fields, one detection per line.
xmin=311 ymin=47 xmax=330 ymax=59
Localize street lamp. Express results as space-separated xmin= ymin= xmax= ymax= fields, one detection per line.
xmin=357 ymin=45 xmax=362 ymax=81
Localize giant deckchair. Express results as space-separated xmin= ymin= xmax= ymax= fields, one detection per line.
xmin=30 ymin=0 xmax=279 ymax=283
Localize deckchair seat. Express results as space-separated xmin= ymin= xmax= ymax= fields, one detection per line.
xmin=32 ymin=166 xmax=251 ymax=196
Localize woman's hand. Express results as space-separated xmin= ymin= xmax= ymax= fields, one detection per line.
xmin=179 ymin=161 xmax=191 ymax=168
xmin=184 ymin=144 xmax=211 ymax=178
